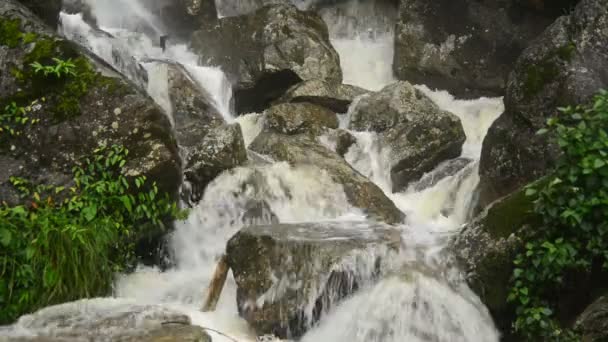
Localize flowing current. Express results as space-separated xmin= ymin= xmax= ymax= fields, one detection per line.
xmin=3 ymin=1 xmax=505 ymax=341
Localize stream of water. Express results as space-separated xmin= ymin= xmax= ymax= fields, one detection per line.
xmin=3 ymin=1 xmax=505 ymax=341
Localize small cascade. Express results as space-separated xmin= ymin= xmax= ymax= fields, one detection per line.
xmin=301 ymin=273 xmax=500 ymax=342
xmin=318 ymin=0 xmax=398 ymax=90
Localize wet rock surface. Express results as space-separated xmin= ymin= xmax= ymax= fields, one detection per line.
xmin=349 ymin=81 xmax=465 ymax=192
xmin=184 ymin=123 xmax=248 ymax=202
xmin=264 ymin=102 xmax=339 ymax=135
xmin=393 ymin=0 xmax=579 ymax=98
xmin=413 ymin=157 xmax=472 ymax=191
xmin=191 ymin=3 xmax=342 ymax=114
xmin=450 ymin=188 xmax=534 ymax=336
xmin=276 ymin=79 xmax=367 ymax=113
xmin=226 ymin=221 xmax=401 ymax=338
xmin=250 ymin=132 xmax=404 ymax=224
xmin=5 ymin=300 xmax=211 ymax=342
xmin=478 ymin=0 xmax=608 ymax=207
xmin=165 ymin=62 xmax=225 ymax=148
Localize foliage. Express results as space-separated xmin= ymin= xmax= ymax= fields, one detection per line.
xmin=30 ymin=58 xmax=76 ymax=78
xmin=508 ymin=90 xmax=608 ymax=340
xmin=0 ymin=100 xmax=41 ymax=138
xmin=0 ymin=145 xmax=186 ymax=324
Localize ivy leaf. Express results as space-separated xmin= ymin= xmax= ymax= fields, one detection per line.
xmin=82 ymin=204 xmax=97 ymax=222
xmin=0 ymin=228 xmax=11 ymax=246
xmin=594 ymin=159 xmax=606 ymax=169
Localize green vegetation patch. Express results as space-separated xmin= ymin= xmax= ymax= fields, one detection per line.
xmin=0 ymin=145 xmax=186 ymax=324
xmin=508 ymin=90 xmax=608 ymax=340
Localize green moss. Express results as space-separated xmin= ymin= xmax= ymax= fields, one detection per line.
xmin=523 ymin=61 xmax=559 ymax=99
xmin=24 ymin=38 xmax=59 ymax=65
xmin=482 ymin=183 xmax=541 ymax=239
xmin=556 ymin=42 xmax=576 ymax=62
xmin=523 ymin=43 xmax=578 ymax=99
xmin=0 ymin=18 xmax=23 ymax=48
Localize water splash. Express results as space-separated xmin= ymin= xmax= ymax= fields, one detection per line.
xmin=301 ymin=273 xmax=500 ymax=342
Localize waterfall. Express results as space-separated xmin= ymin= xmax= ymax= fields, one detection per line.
xmin=3 ymin=1 xmax=505 ymax=341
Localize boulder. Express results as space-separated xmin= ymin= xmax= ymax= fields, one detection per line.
xmin=226 ymin=221 xmax=402 ymax=338
xmin=276 ymin=79 xmax=367 ymax=113
xmin=165 ymin=62 xmax=225 ymax=148
xmin=17 ymin=0 xmax=62 ymax=28
xmin=250 ymin=132 xmax=404 ymax=224
xmin=265 ymin=102 xmax=339 ymax=135
xmin=184 ymin=124 xmax=248 ymax=202
xmin=576 ymin=295 xmax=608 ymax=342
xmin=348 ymin=81 xmax=465 ymax=192
xmin=413 ymin=157 xmax=472 ymax=191
xmin=5 ymin=300 xmax=211 ymax=342
xmin=191 ymin=3 xmax=342 ymax=114
xmin=0 ymin=0 xmax=181 ymax=205
xmin=478 ymin=0 xmax=608 ymax=207
xmin=450 ymin=188 xmax=535 ymax=336
xmin=393 ymin=0 xmax=579 ymax=97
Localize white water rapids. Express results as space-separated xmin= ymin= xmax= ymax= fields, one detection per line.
xmin=2 ymin=1 xmax=505 ymax=341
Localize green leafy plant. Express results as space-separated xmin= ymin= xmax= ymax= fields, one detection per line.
xmin=0 ymin=100 xmax=41 ymax=137
xmin=0 ymin=144 xmax=186 ymax=324
xmin=508 ymin=90 xmax=608 ymax=340
xmin=30 ymin=58 xmax=76 ymax=78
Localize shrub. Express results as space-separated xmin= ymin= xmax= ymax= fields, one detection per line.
xmin=0 ymin=145 xmax=185 ymax=324
xmin=508 ymin=90 xmax=608 ymax=340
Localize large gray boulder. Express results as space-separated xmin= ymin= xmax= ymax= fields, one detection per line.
xmin=184 ymin=124 xmax=248 ymax=202
xmin=264 ymin=102 xmax=339 ymax=135
xmin=276 ymin=79 xmax=367 ymax=113
xmin=5 ymin=300 xmax=212 ymax=342
xmin=478 ymin=0 xmax=608 ymax=207
xmin=250 ymin=132 xmax=404 ymax=224
xmin=226 ymin=221 xmax=401 ymax=338
xmin=0 ymin=0 xmax=181 ymax=205
xmin=191 ymin=3 xmax=342 ymax=114
xmin=349 ymin=81 xmax=465 ymax=192
xmin=393 ymin=0 xmax=579 ymax=97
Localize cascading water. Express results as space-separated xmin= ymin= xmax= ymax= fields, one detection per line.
xmin=3 ymin=1 xmax=506 ymax=341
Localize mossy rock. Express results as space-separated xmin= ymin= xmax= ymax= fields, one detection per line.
xmin=451 ymin=186 xmax=539 ymax=336
xmin=478 ymin=0 xmax=608 ymax=207
xmin=0 ymin=1 xmax=181 ymax=266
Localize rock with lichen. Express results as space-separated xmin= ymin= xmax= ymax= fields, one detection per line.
xmin=0 ymin=1 xmax=181 ymax=226
xmin=478 ymin=0 xmax=608 ymax=208
xmin=393 ymin=0 xmax=579 ymax=98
